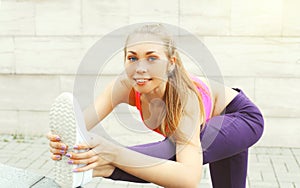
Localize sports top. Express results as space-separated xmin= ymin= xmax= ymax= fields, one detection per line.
xmin=134 ymin=76 xmax=212 ymax=136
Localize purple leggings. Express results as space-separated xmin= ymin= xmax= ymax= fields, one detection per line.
xmin=109 ymin=89 xmax=264 ymax=188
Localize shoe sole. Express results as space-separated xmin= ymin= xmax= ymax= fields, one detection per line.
xmin=50 ymin=92 xmax=86 ymax=187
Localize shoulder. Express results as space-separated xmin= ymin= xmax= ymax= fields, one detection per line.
xmin=191 ymin=76 xmax=239 ymax=116
xmin=207 ymin=79 xmax=239 ymax=116
xmin=109 ymin=75 xmax=136 ymax=106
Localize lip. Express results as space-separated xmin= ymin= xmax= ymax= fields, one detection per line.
xmin=133 ymin=78 xmax=152 ymax=85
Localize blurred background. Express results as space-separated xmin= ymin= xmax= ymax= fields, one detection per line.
xmin=0 ymin=0 xmax=299 ymax=148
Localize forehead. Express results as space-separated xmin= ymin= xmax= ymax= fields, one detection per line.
xmin=126 ymin=33 xmax=166 ymax=52
xmin=126 ymin=42 xmax=166 ymax=53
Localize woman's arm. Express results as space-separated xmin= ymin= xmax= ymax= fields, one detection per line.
xmin=84 ymin=76 xmax=134 ymax=131
xmin=72 ymin=92 xmax=203 ymax=188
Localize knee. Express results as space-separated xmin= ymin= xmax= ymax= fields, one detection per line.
xmin=256 ymin=112 xmax=264 ymax=139
xmin=250 ymin=111 xmax=264 ymax=145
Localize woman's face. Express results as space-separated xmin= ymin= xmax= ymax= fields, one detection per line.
xmin=124 ymin=40 xmax=172 ymax=96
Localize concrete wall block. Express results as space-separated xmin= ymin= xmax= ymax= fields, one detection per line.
xmin=35 ymin=0 xmax=81 ymax=35
xmin=129 ymin=16 xmax=178 ymax=27
xmin=179 ymin=0 xmax=231 ymax=35
xmin=83 ymin=0 xmax=128 ymax=16
xmin=15 ymin=37 xmax=84 ymax=74
xmin=60 ymin=75 xmax=115 ymax=94
xmin=128 ymin=0 xmax=179 ymax=26
xmin=256 ymin=117 xmax=300 ymax=148
xmin=78 ymin=38 xmax=127 ymax=74
xmin=0 ymin=0 xmax=35 ymax=35
xmin=79 ymin=36 xmax=126 ymax=75
xmin=0 ymin=37 xmax=14 ymax=73
xmin=83 ymin=15 xmax=129 ymax=36
xmin=0 ymin=110 xmax=18 ymax=134
xmin=231 ymin=0 xmax=282 ymax=36
xmin=203 ymin=37 xmax=300 ymax=77
xmin=223 ymin=77 xmax=255 ymax=100
xmin=180 ymin=0 xmax=230 ymax=16
xmin=0 ymin=75 xmax=60 ymax=111
xmin=81 ymin=37 xmax=101 ymax=55
xmin=82 ymin=0 xmax=129 ymax=35
xmin=129 ymin=0 xmax=178 ymax=16
xmin=18 ymin=111 xmax=50 ymax=136
xmin=283 ymin=0 xmax=300 ymax=36
xmin=181 ymin=56 xmax=204 ymax=77
xmin=60 ymin=75 xmax=116 ymax=109
xmin=59 ymin=75 xmax=75 ymax=93
xmin=255 ymin=78 xmax=300 ymax=117
xmin=180 ymin=16 xmax=230 ymax=36
xmin=100 ymin=51 xmax=126 ymax=75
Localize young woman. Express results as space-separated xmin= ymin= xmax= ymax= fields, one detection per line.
xmin=48 ymin=24 xmax=264 ymax=188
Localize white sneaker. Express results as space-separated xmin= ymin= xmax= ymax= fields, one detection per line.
xmin=49 ymin=92 xmax=93 ymax=188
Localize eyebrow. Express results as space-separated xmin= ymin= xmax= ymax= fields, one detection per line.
xmin=145 ymin=51 xmax=156 ymax=55
xmin=127 ymin=51 xmax=157 ymax=55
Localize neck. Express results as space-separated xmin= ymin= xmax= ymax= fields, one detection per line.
xmin=143 ymin=81 xmax=167 ymax=102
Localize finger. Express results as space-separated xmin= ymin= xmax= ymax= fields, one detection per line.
xmin=50 ymin=147 xmax=67 ymax=155
xmin=51 ymin=154 xmax=62 ymax=161
xmin=47 ymin=132 xmax=61 ymax=142
xmin=73 ymin=143 xmax=90 ymax=150
xmin=66 ymin=150 xmax=96 ymax=160
xmin=68 ymin=155 xmax=98 ymax=165
xmin=49 ymin=141 xmax=68 ymax=150
xmin=73 ymin=162 xmax=98 ymax=173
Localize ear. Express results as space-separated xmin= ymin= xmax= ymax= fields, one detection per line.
xmin=168 ymin=57 xmax=176 ymax=74
xmin=170 ymin=56 xmax=176 ymax=64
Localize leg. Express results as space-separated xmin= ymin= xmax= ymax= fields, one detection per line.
xmin=209 ymin=149 xmax=248 ymax=188
xmin=200 ymin=89 xmax=263 ymax=188
xmin=109 ymin=112 xmax=262 ymax=183
xmin=201 ymin=111 xmax=262 ymax=164
xmin=109 ymin=138 xmax=176 ymax=183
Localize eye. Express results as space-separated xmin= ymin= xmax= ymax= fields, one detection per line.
xmin=128 ymin=56 xmax=138 ymax=62
xmin=147 ymin=56 xmax=157 ymax=62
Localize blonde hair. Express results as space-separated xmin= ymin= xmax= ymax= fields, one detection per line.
xmin=124 ymin=24 xmax=206 ymax=143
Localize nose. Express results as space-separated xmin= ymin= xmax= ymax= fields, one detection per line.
xmin=136 ymin=61 xmax=147 ymax=74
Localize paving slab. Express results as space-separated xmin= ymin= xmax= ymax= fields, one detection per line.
xmin=0 ymin=134 xmax=300 ymax=188
xmin=0 ymin=163 xmax=59 ymax=187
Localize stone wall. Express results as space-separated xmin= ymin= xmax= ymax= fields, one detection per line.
xmin=0 ymin=0 xmax=299 ymax=147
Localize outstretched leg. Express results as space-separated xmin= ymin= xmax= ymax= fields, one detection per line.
xmin=109 ymin=138 xmax=176 ymax=182
xmin=108 ymin=89 xmax=264 ymax=186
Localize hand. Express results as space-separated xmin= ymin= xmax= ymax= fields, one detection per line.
xmin=47 ymin=132 xmax=68 ymax=161
xmin=65 ymin=131 xmax=119 ymax=174
xmin=65 ymin=143 xmax=115 ymax=177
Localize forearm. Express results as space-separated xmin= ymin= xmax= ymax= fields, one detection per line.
xmin=112 ymin=146 xmax=202 ymax=188
xmin=84 ymin=104 xmax=100 ymax=131
xmin=108 ymin=138 xmax=176 ymax=183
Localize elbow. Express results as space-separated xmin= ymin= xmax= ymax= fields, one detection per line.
xmin=165 ymin=176 xmax=201 ymax=188
xmin=188 ymin=174 xmax=202 ymax=188
xmin=164 ymin=172 xmax=201 ymax=188
xmin=188 ymin=166 xmax=202 ymax=188
xmin=176 ymin=171 xmax=202 ymax=188
xmin=178 ymin=179 xmax=201 ymax=188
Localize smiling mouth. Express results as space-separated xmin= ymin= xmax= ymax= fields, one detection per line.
xmin=134 ymin=78 xmax=152 ymax=84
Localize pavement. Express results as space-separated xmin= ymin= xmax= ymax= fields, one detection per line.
xmin=0 ymin=134 xmax=299 ymax=188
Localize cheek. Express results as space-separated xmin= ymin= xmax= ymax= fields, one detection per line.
xmin=124 ymin=64 xmax=136 ymax=76
xmin=150 ymin=64 xmax=168 ymax=76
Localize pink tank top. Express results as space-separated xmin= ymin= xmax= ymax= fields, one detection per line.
xmin=135 ymin=76 xmax=212 ymax=136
